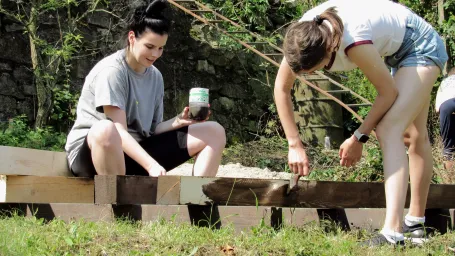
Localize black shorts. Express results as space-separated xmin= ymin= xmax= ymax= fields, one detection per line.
xmin=440 ymin=99 xmax=455 ymax=160
xmin=70 ymin=126 xmax=191 ymax=177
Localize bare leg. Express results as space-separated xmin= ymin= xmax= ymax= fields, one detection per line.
xmin=404 ymin=99 xmax=432 ymax=218
xmin=186 ymin=121 xmax=226 ymax=176
xmin=87 ymin=120 xmax=126 ymax=175
xmin=376 ymin=66 xmax=440 ymax=231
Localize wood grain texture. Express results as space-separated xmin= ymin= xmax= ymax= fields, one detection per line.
xmin=0 ymin=175 xmax=93 ymax=203
xmin=180 ymin=177 xmax=455 ymax=208
xmin=156 ymin=176 xmax=181 ymax=205
xmin=97 ymin=176 xmax=455 ymax=208
xmin=94 ymin=175 xmax=158 ymax=205
xmin=0 ymin=146 xmax=70 ymax=176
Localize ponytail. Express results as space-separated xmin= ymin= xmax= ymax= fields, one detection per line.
xmin=284 ymin=7 xmax=343 ymax=73
xmin=126 ymin=0 xmax=171 ymax=45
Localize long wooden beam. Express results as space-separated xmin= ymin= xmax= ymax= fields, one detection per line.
xmin=0 ymin=175 xmax=94 ymax=203
xmin=0 ymin=204 xmax=452 ymax=233
xmin=95 ymin=176 xmax=455 ymax=209
xmin=0 ymin=146 xmax=71 ymax=176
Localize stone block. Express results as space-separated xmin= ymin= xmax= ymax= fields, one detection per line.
xmin=196 ymin=60 xmax=215 ymax=74
xmin=220 ymin=83 xmax=248 ymax=99
xmin=0 ymin=73 xmax=24 ymax=99
xmin=23 ymin=84 xmax=36 ymax=96
xmin=0 ymin=62 xmax=13 ymax=72
xmin=13 ymin=66 xmax=33 ymax=83
xmin=0 ymin=96 xmax=17 ymax=120
xmin=0 ymin=33 xmax=30 ymax=64
xmin=16 ymin=100 xmax=34 ymax=120
xmin=5 ymin=23 xmax=24 ymax=32
xmin=87 ymin=12 xmax=112 ymax=28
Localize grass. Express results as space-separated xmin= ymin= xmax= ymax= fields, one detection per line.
xmin=0 ymin=213 xmax=454 ymax=255
xmin=221 ymin=135 xmax=455 ymax=184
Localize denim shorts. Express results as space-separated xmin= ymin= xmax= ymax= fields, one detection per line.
xmin=385 ymin=12 xmax=448 ymax=73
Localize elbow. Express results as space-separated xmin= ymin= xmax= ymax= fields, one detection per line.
xmin=274 ymin=81 xmax=290 ymax=100
xmin=383 ymin=87 xmax=398 ymax=105
xmin=390 ymin=87 xmax=398 ymax=102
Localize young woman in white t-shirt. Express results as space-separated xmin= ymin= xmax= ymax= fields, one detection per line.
xmin=65 ymin=0 xmax=226 ymax=178
xmin=274 ymin=0 xmax=448 ymax=246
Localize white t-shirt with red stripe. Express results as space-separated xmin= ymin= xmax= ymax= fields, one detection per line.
xmin=299 ymin=0 xmax=413 ymax=71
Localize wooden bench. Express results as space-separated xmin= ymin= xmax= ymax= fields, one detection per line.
xmin=0 ymin=145 xmax=454 ymax=233
xmin=0 ymin=146 xmax=93 ymax=203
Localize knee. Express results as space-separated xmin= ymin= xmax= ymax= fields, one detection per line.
xmin=376 ymin=122 xmax=404 ymax=146
xmin=405 ymin=130 xmax=430 ymax=152
xmin=205 ymin=121 xmax=226 ymax=147
xmin=89 ymin=120 xmax=121 ymax=149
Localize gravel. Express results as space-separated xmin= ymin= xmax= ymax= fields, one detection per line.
xmin=168 ymin=163 xmax=293 ymax=180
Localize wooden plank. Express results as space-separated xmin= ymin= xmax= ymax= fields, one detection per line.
xmin=179 ymin=177 xmax=389 ymax=208
xmin=94 ymin=175 xmax=158 ymax=205
xmin=156 ymin=176 xmax=181 ymax=205
xmin=95 ymin=176 xmax=455 ymax=208
xmin=282 ymin=207 xmax=320 ymax=227
xmin=0 ymin=175 xmax=93 ymax=203
xmin=179 ymin=177 xmax=455 ymax=208
xmin=52 ymin=151 xmax=70 ymax=176
xmin=0 ymin=146 xmax=71 ymax=176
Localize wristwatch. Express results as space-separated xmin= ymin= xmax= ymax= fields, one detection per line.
xmin=353 ymin=130 xmax=369 ymax=143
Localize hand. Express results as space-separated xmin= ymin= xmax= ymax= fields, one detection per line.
xmin=288 ymin=146 xmax=311 ymax=176
xmin=339 ymin=136 xmax=363 ymax=167
xmin=174 ymin=106 xmax=211 ymax=128
xmin=147 ymin=162 xmax=167 ymax=177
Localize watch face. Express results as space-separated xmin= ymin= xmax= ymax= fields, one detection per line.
xmin=359 ymin=135 xmax=369 ymax=143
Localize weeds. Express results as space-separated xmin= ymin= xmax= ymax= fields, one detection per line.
xmin=0 ymin=212 xmax=454 ymax=255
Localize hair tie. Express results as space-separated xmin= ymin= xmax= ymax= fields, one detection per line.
xmin=313 ymin=15 xmax=324 ymax=25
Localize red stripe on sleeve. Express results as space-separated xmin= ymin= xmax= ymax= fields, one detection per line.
xmin=344 ymin=40 xmax=373 ymax=55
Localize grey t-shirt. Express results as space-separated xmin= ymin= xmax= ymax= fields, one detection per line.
xmin=65 ymin=49 xmax=164 ymax=167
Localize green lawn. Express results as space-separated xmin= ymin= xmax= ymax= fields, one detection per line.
xmin=0 ymin=213 xmax=453 ymax=255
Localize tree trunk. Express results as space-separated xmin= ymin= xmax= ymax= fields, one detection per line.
xmin=28 ymin=1 xmax=52 ymax=128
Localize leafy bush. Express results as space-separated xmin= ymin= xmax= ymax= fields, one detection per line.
xmin=0 ymin=116 xmax=66 ymax=151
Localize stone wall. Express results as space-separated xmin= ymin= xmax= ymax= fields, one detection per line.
xmin=0 ymin=1 xmax=275 ymax=141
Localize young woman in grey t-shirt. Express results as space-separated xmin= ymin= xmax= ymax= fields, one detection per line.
xmin=65 ymin=0 xmax=226 ymax=177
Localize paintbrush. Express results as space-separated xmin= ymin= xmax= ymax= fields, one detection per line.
xmin=286 ymin=173 xmax=301 ymax=195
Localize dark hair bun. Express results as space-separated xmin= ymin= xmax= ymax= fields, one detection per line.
xmin=146 ymin=0 xmax=168 ymax=18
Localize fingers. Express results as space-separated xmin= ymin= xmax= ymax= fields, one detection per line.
xmin=303 ymin=161 xmax=310 ymax=176
xmin=297 ymin=162 xmax=304 ymax=176
xmin=148 ymin=165 xmax=167 ymax=177
xmin=340 ymin=155 xmax=361 ymax=167
xmin=289 ymin=161 xmax=310 ymax=176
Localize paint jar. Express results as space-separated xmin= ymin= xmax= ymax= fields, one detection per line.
xmin=189 ymin=88 xmax=210 ymax=121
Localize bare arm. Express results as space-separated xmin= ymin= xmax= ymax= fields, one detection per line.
xmin=274 ymin=58 xmax=301 ymax=147
xmin=154 ymin=107 xmax=203 ymax=135
xmin=274 ymin=58 xmax=310 ymax=176
xmin=104 ymin=106 xmax=164 ymax=175
xmin=347 ymin=44 xmax=398 ymax=134
xmin=154 ymin=116 xmax=180 ymax=135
